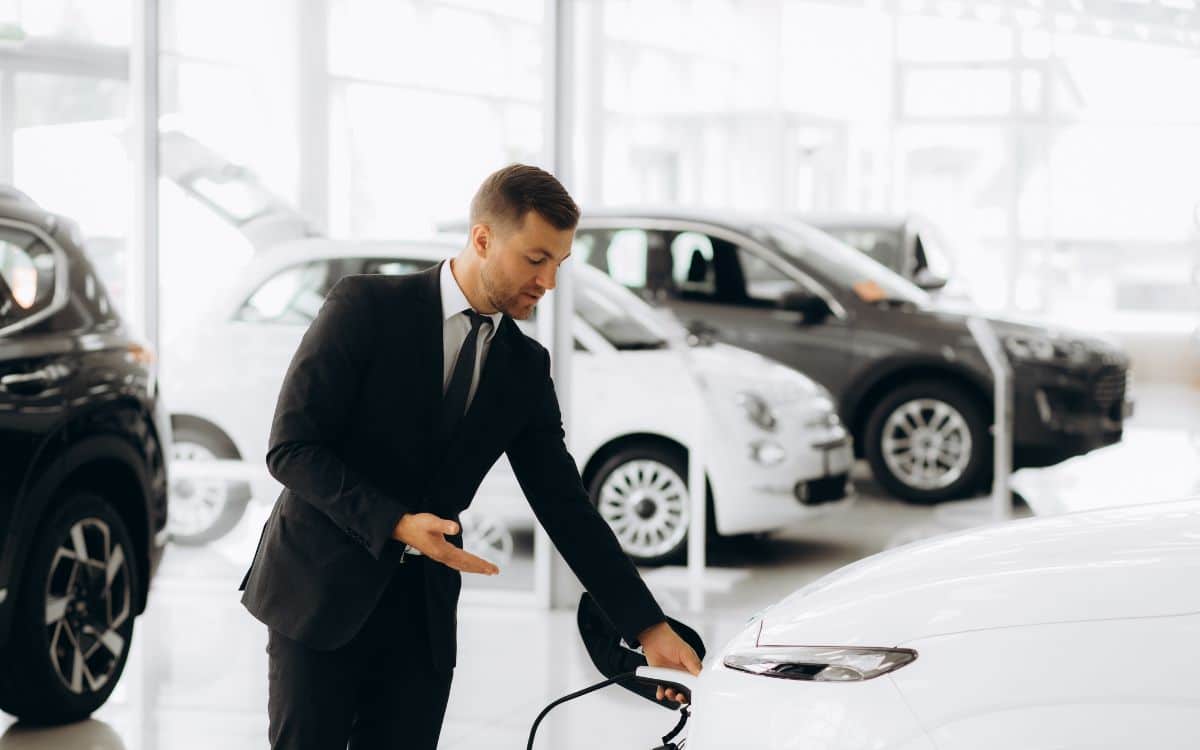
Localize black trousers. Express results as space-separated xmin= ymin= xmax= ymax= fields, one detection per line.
xmin=267 ymin=557 xmax=454 ymax=749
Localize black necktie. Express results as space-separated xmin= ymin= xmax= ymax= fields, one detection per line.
xmin=437 ymin=309 xmax=490 ymax=445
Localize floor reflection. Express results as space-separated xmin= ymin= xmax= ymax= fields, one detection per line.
xmin=0 ymin=720 xmax=126 ymax=750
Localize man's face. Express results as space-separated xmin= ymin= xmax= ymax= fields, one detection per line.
xmin=475 ymin=211 xmax=574 ymax=320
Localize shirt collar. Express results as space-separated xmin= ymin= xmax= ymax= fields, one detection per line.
xmin=440 ymin=259 xmax=504 ymax=329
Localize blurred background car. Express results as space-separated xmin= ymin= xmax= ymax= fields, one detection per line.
xmin=685 ymin=498 xmax=1200 ymax=749
xmin=803 ymin=211 xmax=973 ymax=301
xmin=162 ymin=239 xmax=854 ymax=565
xmin=0 ymin=189 xmax=169 ymax=724
xmin=574 ymin=210 xmax=1132 ymax=503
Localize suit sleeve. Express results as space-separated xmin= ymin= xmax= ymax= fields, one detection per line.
xmin=506 ymin=348 xmax=666 ymax=646
xmin=265 ymin=275 xmax=411 ymax=560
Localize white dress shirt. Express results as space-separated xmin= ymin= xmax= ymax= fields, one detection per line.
xmin=406 ymin=260 xmax=502 ymax=557
xmin=439 ymin=259 xmax=503 ymax=408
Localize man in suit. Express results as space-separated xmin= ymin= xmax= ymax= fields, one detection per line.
xmin=240 ymin=164 xmax=702 ymax=749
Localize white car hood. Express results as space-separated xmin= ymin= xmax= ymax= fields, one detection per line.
xmin=756 ymin=500 xmax=1200 ymax=648
xmin=683 ymin=343 xmax=827 ymax=404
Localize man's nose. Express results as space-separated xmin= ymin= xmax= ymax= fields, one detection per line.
xmin=536 ymin=264 xmax=557 ymax=291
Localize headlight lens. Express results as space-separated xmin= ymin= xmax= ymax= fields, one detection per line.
xmin=1004 ymin=333 xmax=1056 ymax=361
xmin=736 ymin=391 xmax=778 ymax=432
xmin=1004 ymin=333 xmax=1090 ymax=365
xmin=724 ymin=645 xmax=917 ymax=682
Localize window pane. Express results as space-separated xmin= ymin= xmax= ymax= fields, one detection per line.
xmin=606 ymin=230 xmax=649 ymax=289
xmin=238 ymin=262 xmax=332 ymax=325
xmin=13 ymin=73 xmax=130 ymax=313
xmin=0 ymin=229 xmax=55 ymax=325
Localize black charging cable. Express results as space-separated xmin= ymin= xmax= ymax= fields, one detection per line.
xmin=526 ymin=672 xmax=691 ymax=750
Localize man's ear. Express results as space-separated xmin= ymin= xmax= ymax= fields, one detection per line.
xmin=469 ymin=223 xmax=491 ymax=259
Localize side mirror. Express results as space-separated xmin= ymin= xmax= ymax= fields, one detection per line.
xmin=913 ymin=267 xmax=949 ymax=291
xmin=779 ymin=288 xmax=831 ymax=324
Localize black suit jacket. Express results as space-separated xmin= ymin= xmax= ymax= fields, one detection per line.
xmin=240 ymin=263 xmax=665 ymax=670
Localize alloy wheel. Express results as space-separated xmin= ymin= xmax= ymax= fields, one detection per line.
xmin=597 ymin=459 xmax=690 ymax=560
xmin=168 ymin=441 xmax=230 ymax=537
xmin=44 ymin=519 xmax=131 ymax=695
xmin=880 ymin=398 xmax=973 ymax=491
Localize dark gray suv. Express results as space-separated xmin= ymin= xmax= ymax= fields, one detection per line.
xmin=575 ymin=209 xmax=1131 ymax=503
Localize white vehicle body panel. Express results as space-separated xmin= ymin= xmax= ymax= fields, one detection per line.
xmin=688 ymin=500 xmax=1200 ymax=749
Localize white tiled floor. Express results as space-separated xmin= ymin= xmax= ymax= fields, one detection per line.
xmin=2 ymin=384 xmax=1196 ymax=749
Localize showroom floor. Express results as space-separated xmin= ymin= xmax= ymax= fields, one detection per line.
xmin=2 ymin=385 xmax=1196 ymax=749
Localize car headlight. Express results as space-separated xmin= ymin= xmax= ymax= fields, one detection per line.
xmin=736 ymin=391 xmax=778 ymax=432
xmin=724 ymin=645 xmax=917 ymax=682
xmin=1003 ymin=333 xmax=1089 ymax=365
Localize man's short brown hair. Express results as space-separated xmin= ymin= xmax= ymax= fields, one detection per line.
xmin=469 ymin=164 xmax=580 ymax=232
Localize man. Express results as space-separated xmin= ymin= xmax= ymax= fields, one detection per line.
xmin=240 ymin=164 xmax=702 ymax=749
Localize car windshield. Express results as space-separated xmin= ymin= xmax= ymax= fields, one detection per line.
xmin=574 ymin=267 xmax=676 ymax=350
xmin=820 ymin=226 xmax=905 ymax=275
xmin=754 ymin=221 xmax=930 ymax=307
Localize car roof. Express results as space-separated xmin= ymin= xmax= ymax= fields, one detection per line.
xmin=0 ymin=187 xmax=63 ymax=234
xmin=578 ymin=206 xmax=783 ymax=236
xmin=799 ymin=211 xmax=909 ymax=231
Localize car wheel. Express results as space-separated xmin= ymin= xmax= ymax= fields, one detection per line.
xmin=0 ymin=491 xmax=139 ymax=725
xmin=168 ymin=423 xmax=251 ymax=545
xmin=461 ymin=510 xmax=514 ymax=568
xmin=864 ymin=380 xmax=988 ymax=503
xmin=588 ymin=445 xmax=692 ymax=566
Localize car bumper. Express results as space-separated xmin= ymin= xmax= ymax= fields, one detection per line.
xmin=1013 ymin=364 xmax=1131 ymax=466
xmin=708 ymin=432 xmax=856 ymax=537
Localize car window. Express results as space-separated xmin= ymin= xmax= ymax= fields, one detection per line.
xmin=671 ymin=232 xmax=715 ymax=296
xmin=606 ymin=229 xmax=650 ymax=289
xmin=0 ymin=227 xmax=57 ymax=329
xmin=359 ymin=257 xmax=433 ymax=276
xmin=236 ymin=261 xmax=336 ymax=324
xmin=736 ymin=247 xmax=801 ymax=304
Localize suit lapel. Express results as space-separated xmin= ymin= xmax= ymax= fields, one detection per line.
xmin=414 ymin=262 xmax=445 ymax=441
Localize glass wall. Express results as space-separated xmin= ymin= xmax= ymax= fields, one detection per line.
xmin=573 ymin=1 xmax=1200 ymax=329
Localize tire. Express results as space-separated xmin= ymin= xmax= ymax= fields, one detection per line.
xmin=588 ymin=444 xmax=693 ymax=566
xmin=0 ymin=491 xmax=140 ymax=724
xmin=168 ymin=423 xmax=251 ymax=545
xmin=864 ymin=379 xmax=988 ymax=504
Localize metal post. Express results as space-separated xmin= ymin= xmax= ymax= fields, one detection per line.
xmin=537 ymin=0 xmax=582 ymax=612
xmin=131 ymin=0 xmax=160 ymax=352
xmin=967 ymin=317 xmax=1013 ymax=521
xmin=297 ymin=0 xmax=330 ymax=235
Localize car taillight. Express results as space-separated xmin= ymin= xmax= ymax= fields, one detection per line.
xmin=724 ymin=645 xmax=917 ymax=682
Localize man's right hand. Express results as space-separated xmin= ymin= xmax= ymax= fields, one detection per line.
xmin=391 ymin=513 xmax=500 ymax=576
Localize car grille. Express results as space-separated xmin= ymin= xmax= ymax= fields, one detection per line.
xmin=1092 ymin=367 xmax=1126 ymax=410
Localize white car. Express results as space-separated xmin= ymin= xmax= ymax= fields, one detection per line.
xmin=681 ymin=498 xmax=1200 ymax=749
xmin=163 ymin=238 xmax=854 ymax=564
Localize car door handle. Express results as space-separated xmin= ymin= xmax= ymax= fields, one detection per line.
xmin=1 ymin=369 xmax=52 ymax=395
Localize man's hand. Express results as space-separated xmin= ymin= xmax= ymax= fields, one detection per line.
xmin=638 ymin=621 xmax=703 ymax=704
xmin=392 ymin=513 xmax=499 ymax=575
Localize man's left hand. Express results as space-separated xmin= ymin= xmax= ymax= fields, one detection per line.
xmin=637 ymin=621 xmax=703 ymax=704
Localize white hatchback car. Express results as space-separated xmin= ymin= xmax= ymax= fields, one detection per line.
xmin=163 ymin=238 xmax=854 ymax=564
xmin=681 ymin=498 xmax=1200 ymax=749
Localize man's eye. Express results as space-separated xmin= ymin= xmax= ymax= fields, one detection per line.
xmin=528 ymin=256 xmax=546 ymax=265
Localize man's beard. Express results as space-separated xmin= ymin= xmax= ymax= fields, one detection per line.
xmin=480 ymin=263 xmax=533 ymax=320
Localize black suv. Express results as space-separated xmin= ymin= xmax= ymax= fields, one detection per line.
xmin=576 ymin=209 xmax=1131 ymax=503
xmin=0 ymin=189 xmax=169 ymax=724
